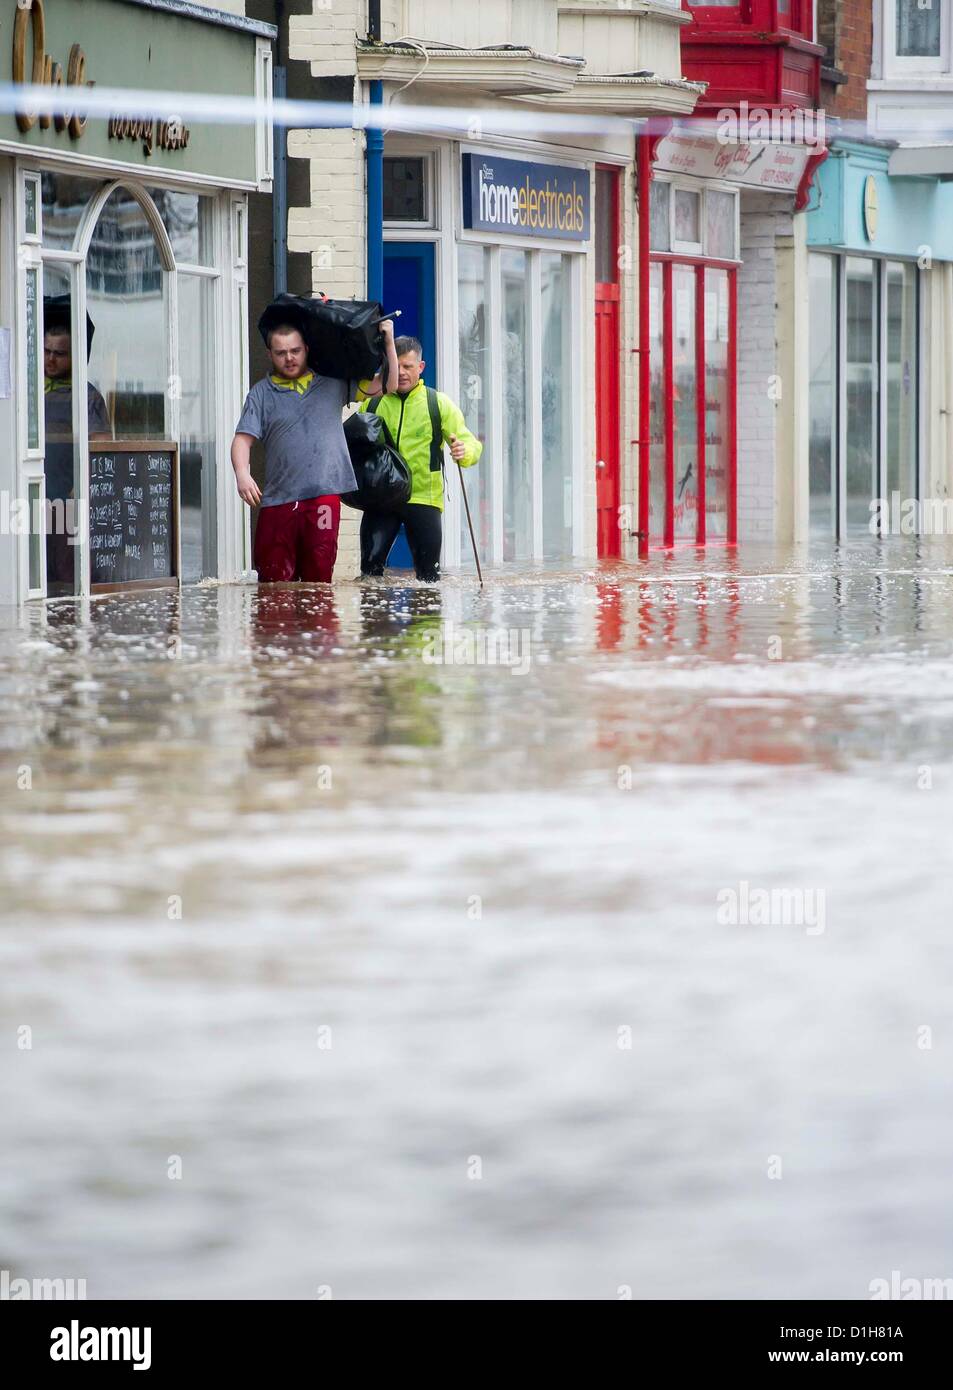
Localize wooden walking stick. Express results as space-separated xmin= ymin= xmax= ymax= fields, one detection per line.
xmin=451 ymin=437 xmax=484 ymax=587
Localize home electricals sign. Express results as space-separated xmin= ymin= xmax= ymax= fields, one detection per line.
xmin=462 ymin=154 xmax=590 ymax=241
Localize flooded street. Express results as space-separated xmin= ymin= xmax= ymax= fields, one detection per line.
xmin=2 ymin=541 xmax=952 ymax=1300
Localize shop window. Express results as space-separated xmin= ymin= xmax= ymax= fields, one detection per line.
xmin=654 ymin=181 xmax=738 ymax=260
xmin=178 ymin=274 xmax=218 ymax=582
xmin=886 ymin=260 xmax=918 ymax=504
xmin=705 ymin=190 xmax=735 ymax=260
xmin=704 ymin=268 xmax=730 ymax=538
xmin=41 ymin=263 xmax=89 ymax=598
xmin=155 ymin=190 xmax=214 ymax=268
xmin=383 ymin=157 xmax=429 ymax=224
xmin=646 ymin=255 xmax=737 ymax=546
xmin=502 ymin=249 xmax=531 ymax=563
xmin=650 ymin=180 xmax=671 ymax=253
xmin=648 ymin=261 xmax=666 ymax=541
xmin=457 ymin=243 xmax=492 ymax=565
xmin=845 ymin=256 xmax=879 ymax=533
xmin=541 ymin=253 xmax=573 ymax=559
xmin=808 ymin=253 xmax=837 ymax=535
xmin=25 ymin=266 xmax=40 ymax=450
xmin=27 ymin=480 xmax=43 ymax=595
xmin=674 ymin=189 xmax=701 ymax=250
xmin=86 ymin=189 xmax=169 ymax=441
xmin=41 ymin=173 xmax=101 ymax=254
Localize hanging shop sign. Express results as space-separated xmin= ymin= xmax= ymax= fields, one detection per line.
xmin=3 ymin=0 xmax=264 ymax=186
xmin=655 ymin=132 xmax=811 ymax=193
xmin=462 ymin=154 xmax=590 ymax=241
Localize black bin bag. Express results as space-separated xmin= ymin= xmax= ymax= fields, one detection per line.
xmin=258 ymin=294 xmax=385 ymax=383
xmin=341 ymin=410 xmax=412 ymax=512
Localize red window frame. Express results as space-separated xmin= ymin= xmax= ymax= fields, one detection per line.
xmin=646 ymin=250 xmax=738 ymax=549
xmin=681 ymin=0 xmax=814 ymax=41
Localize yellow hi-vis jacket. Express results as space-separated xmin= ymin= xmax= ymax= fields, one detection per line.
xmin=360 ymin=381 xmax=482 ymax=512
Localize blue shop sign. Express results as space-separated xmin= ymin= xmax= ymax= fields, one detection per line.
xmin=462 ymin=153 xmax=590 ymax=241
xmin=807 ymin=141 xmax=953 ymax=260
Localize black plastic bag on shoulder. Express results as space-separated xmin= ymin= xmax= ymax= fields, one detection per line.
xmin=258 ymin=294 xmax=385 ymax=383
xmin=341 ymin=410 xmax=412 ymax=512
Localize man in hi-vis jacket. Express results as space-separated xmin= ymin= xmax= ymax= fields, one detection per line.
xmin=359 ymin=336 xmax=482 ymax=582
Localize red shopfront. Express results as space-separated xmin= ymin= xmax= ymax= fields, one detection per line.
xmin=643 ymin=165 xmax=739 ymax=548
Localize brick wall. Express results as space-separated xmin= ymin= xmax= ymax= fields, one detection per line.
xmin=816 ymin=0 xmax=873 ymax=124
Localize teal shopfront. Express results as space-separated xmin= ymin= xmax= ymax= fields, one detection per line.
xmin=806 ymin=140 xmax=953 ymax=538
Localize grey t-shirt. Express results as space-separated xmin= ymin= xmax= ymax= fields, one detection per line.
xmin=44 ymin=382 xmax=111 ymax=500
xmin=236 ymin=374 xmax=359 ymax=507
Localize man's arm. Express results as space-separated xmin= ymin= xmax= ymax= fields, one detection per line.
xmin=231 ymin=433 xmax=262 ymax=506
xmin=441 ymin=398 xmax=483 ymax=467
xmin=360 ymin=319 xmax=398 ymax=399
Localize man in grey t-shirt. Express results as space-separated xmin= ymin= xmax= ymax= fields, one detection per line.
xmin=231 ymin=318 xmax=398 ymax=583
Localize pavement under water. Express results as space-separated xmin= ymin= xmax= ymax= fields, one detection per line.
xmin=1 ymin=539 xmax=951 ymax=1299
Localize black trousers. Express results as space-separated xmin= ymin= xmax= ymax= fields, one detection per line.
xmin=360 ymin=503 xmax=443 ymax=582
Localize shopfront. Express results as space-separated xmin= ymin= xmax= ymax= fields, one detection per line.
xmin=645 ymin=127 xmax=818 ymax=548
xmin=0 ymin=0 xmax=274 ymax=605
xmin=807 ymin=141 xmax=953 ymax=538
xmin=382 ymin=140 xmax=591 ymax=571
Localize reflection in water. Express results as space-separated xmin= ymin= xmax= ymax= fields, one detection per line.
xmin=3 ymin=541 xmax=953 ymax=1298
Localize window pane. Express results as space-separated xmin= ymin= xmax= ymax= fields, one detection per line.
xmin=886 ymin=261 xmax=918 ymax=504
xmin=24 ymin=179 xmax=38 ymax=238
xmin=179 ymin=275 xmax=218 ymax=581
xmin=541 ymin=253 xmax=573 ymax=559
xmin=41 ymin=172 xmax=101 ymax=253
xmin=704 ymin=269 xmax=730 ymax=538
xmin=845 ymin=256 xmax=879 ymax=533
xmin=650 ymin=180 xmax=671 ymax=253
xmin=595 ymin=168 xmax=617 ymax=284
xmin=154 ymin=189 xmax=213 ymax=266
xmin=674 ymin=189 xmax=701 ymax=245
xmin=383 ymin=157 xmax=426 ymax=222
xmin=87 ymin=189 xmax=169 ymax=441
xmin=648 ymin=262 xmax=666 ymax=540
xmin=42 ymin=265 xmax=89 ymax=598
xmin=28 ymin=480 xmax=42 ymax=592
xmin=706 ymin=190 xmax=735 ymax=259
xmin=502 ymin=249 xmax=531 ymax=562
xmin=457 ymin=243 xmax=491 ymax=566
xmin=897 ymin=0 xmax=941 ymax=57
xmin=809 ymin=254 xmax=837 ymax=535
xmin=673 ymin=264 xmax=698 ymax=539
xmin=26 ymin=267 xmax=39 ymax=450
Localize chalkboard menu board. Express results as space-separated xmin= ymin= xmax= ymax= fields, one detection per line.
xmin=89 ymin=443 xmax=179 ymax=591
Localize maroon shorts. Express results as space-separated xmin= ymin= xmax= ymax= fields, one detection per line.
xmin=253 ymin=495 xmax=342 ymax=583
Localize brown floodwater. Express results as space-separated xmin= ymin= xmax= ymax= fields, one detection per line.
xmin=1 ymin=540 xmax=952 ymax=1298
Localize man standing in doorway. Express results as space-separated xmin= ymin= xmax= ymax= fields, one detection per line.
xmin=360 ymin=337 xmax=482 ymax=582
xmin=43 ymin=316 xmax=111 ymax=592
xmin=231 ymin=319 xmax=398 ymax=583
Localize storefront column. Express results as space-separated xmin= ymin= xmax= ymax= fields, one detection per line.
xmin=775 ymin=211 xmax=811 ymax=544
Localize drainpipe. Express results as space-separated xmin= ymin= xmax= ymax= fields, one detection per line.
xmin=273 ymin=1 xmax=287 ymax=296
xmin=366 ymin=2 xmax=384 ymax=302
